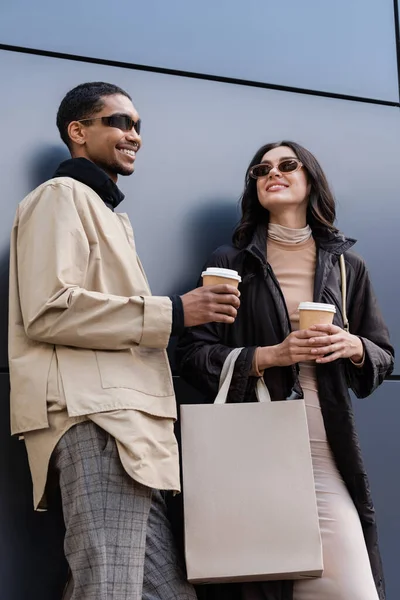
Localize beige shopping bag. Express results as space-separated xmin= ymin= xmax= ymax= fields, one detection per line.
xmin=180 ymin=348 xmax=323 ymax=584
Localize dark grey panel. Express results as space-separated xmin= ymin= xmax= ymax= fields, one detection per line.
xmin=0 ymin=49 xmax=399 ymax=371
xmin=353 ymin=382 xmax=400 ymax=600
xmin=0 ymin=0 xmax=398 ymax=101
xmin=0 ymin=374 xmax=67 ymax=599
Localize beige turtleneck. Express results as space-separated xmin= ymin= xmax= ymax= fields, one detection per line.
xmin=267 ymin=224 xmax=315 ymax=330
xmin=252 ymin=224 xmax=315 ymax=375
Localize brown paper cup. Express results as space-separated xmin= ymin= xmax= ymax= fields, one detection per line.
xmin=202 ymin=274 xmax=240 ymax=289
xmin=299 ymin=309 xmax=334 ymax=330
xmin=201 ymin=268 xmax=241 ymax=289
xmin=298 ymin=302 xmax=336 ymax=330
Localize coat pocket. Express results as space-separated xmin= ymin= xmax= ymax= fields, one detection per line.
xmin=95 ymin=347 xmax=174 ymax=397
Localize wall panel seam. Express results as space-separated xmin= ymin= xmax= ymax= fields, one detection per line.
xmin=0 ymin=43 xmax=399 ymax=108
xmin=393 ymin=0 xmax=400 ymax=102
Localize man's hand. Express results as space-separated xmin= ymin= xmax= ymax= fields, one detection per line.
xmin=181 ymin=284 xmax=240 ymax=327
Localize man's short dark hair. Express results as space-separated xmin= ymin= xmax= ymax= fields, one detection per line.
xmin=56 ymin=82 xmax=132 ymax=148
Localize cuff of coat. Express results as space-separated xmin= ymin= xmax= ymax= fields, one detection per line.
xmin=169 ymin=295 xmax=185 ymax=337
xmin=140 ymin=296 xmax=172 ymax=348
xmin=228 ymin=346 xmax=258 ymax=404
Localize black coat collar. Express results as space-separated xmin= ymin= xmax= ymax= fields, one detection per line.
xmin=53 ymin=157 xmax=125 ymax=211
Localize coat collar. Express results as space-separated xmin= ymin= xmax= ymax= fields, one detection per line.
xmin=244 ymin=224 xmax=356 ymax=265
xmin=243 ymin=223 xmax=357 ymax=305
xmin=53 ymin=157 xmax=125 ymax=211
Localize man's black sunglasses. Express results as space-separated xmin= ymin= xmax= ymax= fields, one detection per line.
xmin=79 ymin=113 xmax=141 ymax=135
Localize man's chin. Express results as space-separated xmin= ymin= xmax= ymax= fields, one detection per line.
xmin=118 ymin=166 xmax=135 ymax=177
xmin=106 ymin=162 xmax=135 ymax=178
xmin=114 ymin=161 xmax=135 ymax=177
xmin=92 ymin=159 xmax=134 ymax=180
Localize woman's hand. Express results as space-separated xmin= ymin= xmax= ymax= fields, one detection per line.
xmin=308 ymin=324 xmax=364 ymax=364
xmin=256 ymin=325 xmax=364 ymax=369
xmin=257 ymin=329 xmax=326 ymax=369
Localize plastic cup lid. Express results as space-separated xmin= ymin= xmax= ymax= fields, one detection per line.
xmin=201 ymin=267 xmax=242 ymax=282
xmin=298 ymin=302 xmax=336 ymax=313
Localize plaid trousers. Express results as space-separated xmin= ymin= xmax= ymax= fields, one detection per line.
xmin=52 ymin=421 xmax=197 ymax=600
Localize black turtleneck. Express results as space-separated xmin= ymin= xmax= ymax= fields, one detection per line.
xmin=53 ymin=157 xmax=184 ymax=337
xmin=54 ymin=157 xmax=125 ymax=211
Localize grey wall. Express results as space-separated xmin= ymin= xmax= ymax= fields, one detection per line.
xmin=1 ymin=2 xmax=400 ymax=598
xmin=0 ymin=374 xmax=67 ymax=599
xmin=1 ymin=0 xmax=398 ymax=100
xmin=1 ymin=50 xmax=399 ymax=366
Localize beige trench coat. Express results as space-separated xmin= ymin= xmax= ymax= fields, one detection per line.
xmin=9 ymin=177 xmax=176 ymax=435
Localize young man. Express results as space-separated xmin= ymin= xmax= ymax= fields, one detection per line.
xmin=8 ymin=82 xmax=240 ymax=600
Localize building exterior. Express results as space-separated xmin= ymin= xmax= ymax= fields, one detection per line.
xmin=0 ymin=1 xmax=399 ymax=597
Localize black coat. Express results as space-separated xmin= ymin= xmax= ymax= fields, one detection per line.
xmin=175 ymin=226 xmax=394 ymax=600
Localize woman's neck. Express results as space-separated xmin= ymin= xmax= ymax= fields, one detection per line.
xmin=269 ymin=215 xmax=307 ymax=229
xmin=268 ymin=205 xmax=307 ymax=229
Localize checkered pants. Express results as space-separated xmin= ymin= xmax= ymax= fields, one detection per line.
xmin=52 ymin=421 xmax=197 ymax=600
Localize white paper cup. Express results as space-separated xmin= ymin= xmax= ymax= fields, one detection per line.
xmin=201 ymin=267 xmax=241 ymax=289
xmin=298 ymin=302 xmax=336 ymax=329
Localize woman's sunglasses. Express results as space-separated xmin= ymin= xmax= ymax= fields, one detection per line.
xmin=79 ymin=113 xmax=141 ymax=135
xmin=249 ymin=158 xmax=303 ymax=179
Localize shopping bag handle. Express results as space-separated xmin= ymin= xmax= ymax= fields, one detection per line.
xmin=215 ymin=348 xmax=271 ymax=404
xmin=255 ymin=377 xmax=272 ymax=403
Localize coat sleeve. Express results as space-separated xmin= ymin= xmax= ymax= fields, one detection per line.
xmin=345 ymin=255 xmax=394 ymax=398
xmin=176 ymin=248 xmax=258 ymax=404
xmin=16 ymin=183 xmax=172 ymax=350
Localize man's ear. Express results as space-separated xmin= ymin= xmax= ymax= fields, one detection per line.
xmin=67 ymin=121 xmax=87 ymax=147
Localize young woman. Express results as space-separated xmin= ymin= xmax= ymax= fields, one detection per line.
xmin=176 ymin=141 xmax=394 ymax=600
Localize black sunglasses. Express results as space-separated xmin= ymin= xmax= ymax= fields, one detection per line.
xmin=249 ymin=158 xmax=303 ymax=179
xmin=79 ymin=113 xmax=141 ymax=135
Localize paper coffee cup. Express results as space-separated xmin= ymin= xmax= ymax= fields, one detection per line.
xmin=201 ymin=267 xmax=241 ymax=289
xmin=298 ymin=302 xmax=336 ymax=329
